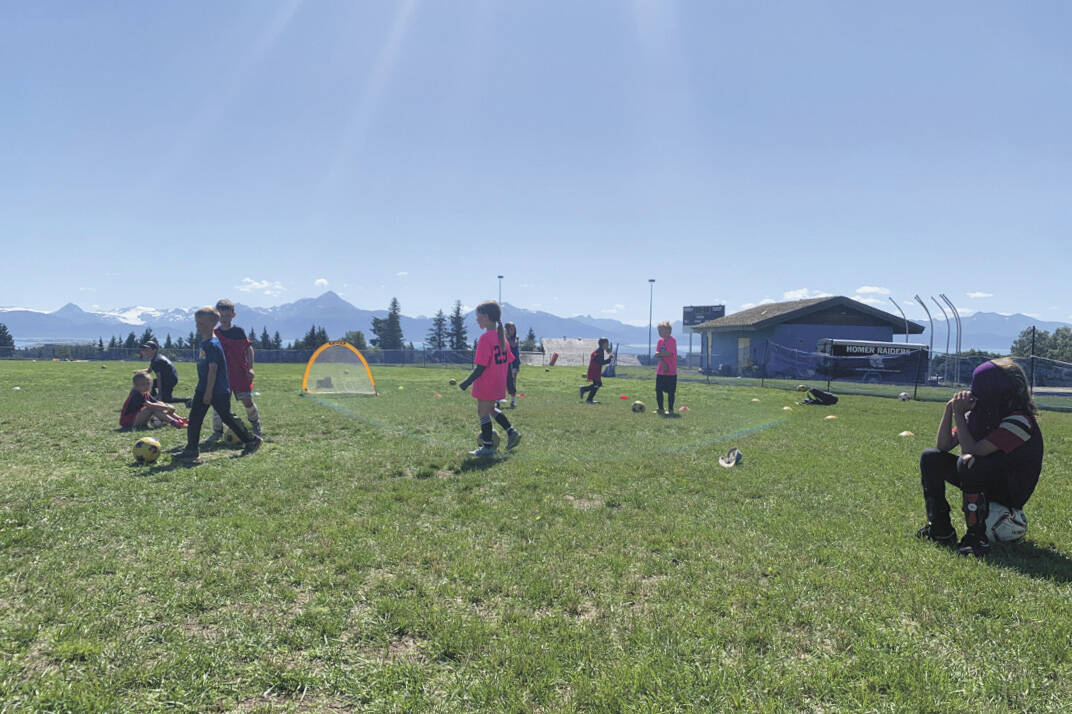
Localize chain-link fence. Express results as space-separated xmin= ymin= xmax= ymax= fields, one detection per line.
xmin=6 ymin=341 xmax=1070 ymax=412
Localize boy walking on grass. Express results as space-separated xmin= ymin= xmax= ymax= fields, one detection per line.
xmin=173 ymin=306 xmax=262 ymax=464
xmin=204 ymin=298 xmax=262 ymax=442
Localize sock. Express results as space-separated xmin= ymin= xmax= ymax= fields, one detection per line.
xmin=668 ymin=392 xmax=675 ymax=411
xmin=656 ymin=392 xmax=664 ymax=411
xmin=211 ymin=409 xmax=223 ymax=434
xmin=245 ymin=402 xmax=259 ymax=424
xmin=493 ymin=408 xmax=512 ymax=431
xmin=587 ymin=386 xmax=600 ymax=401
xmin=963 ymin=492 xmax=988 ymax=534
xmin=480 ymin=416 xmax=494 ymax=446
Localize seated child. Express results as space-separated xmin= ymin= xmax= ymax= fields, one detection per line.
xmin=119 ymin=370 xmax=189 ymax=429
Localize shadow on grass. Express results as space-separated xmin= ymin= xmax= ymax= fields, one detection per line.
xmin=988 ymin=541 xmax=1072 ymax=583
xmin=457 ymin=456 xmax=508 ymax=473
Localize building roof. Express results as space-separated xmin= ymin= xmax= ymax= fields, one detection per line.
xmin=692 ymin=296 xmax=924 ymax=334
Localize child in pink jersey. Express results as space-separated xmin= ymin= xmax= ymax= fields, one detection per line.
xmin=458 ymin=300 xmax=522 ymax=456
xmin=654 ymin=321 xmax=678 ymax=415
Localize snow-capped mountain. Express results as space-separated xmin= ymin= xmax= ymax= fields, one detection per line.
xmin=1 ymin=293 xmax=1067 ymax=353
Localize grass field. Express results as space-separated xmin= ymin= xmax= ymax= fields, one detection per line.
xmin=2 ymin=360 xmax=1072 ymax=713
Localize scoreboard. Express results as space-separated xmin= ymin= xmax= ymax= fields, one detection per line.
xmin=682 ymin=305 xmax=725 ymax=327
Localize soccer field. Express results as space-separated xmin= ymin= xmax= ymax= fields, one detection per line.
xmin=2 ymin=360 xmax=1072 ymax=712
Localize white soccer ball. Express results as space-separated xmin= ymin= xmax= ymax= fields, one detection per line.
xmin=898 ymin=392 xmax=910 ymax=401
xmin=223 ymin=429 xmax=244 ymax=448
xmin=986 ymin=502 xmax=1027 ymax=543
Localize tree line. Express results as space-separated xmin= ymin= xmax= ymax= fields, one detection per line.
xmin=1010 ymin=326 xmax=1072 ymax=363
xmin=0 ymin=297 xmax=540 ymax=357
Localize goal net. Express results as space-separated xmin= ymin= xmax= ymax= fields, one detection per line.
xmin=301 ymin=341 xmax=376 ymax=395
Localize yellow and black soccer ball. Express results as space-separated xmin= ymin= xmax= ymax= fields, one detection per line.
xmin=133 ymin=437 xmax=161 ymax=465
xmin=632 ymin=400 xmax=646 ymax=413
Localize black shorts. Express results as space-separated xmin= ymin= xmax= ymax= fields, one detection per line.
xmin=656 ymin=374 xmax=677 ymax=393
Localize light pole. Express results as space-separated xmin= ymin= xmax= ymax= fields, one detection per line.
xmin=939 ymin=294 xmax=962 ymax=385
xmin=888 ymin=297 xmax=908 ymax=343
xmin=497 ymin=275 xmax=503 ymax=305
xmin=647 ymin=279 xmax=656 ymax=360
xmin=913 ymin=294 xmax=933 ymax=382
xmin=931 ymin=297 xmax=950 ymax=383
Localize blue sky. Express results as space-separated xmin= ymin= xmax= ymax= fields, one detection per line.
xmin=3 ymin=1 xmax=1070 ymax=325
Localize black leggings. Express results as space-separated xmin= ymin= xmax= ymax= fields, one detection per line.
xmin=920 ymin=447 xmax=1021 ymax=514
xmin=153 ymin=379 xmax=187 ymax=404
xmin=656 ymin=374 xmax=677 ymax=411
xmin=187 ymin=391 xmax=251 ymax=451
xmin=580 ymin=380 xmax=602 ymax=401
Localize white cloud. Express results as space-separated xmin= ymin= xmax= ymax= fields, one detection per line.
xmin=79 ymin=287 xmax=96 ymax=293
xmin=852 ymin=296 xmax=885 ymax=306
xmin=600 ymin=304 xmax=626 ymax=314
xmin=396 ymin=271 xmax=408 ymax=277
xmin=966 ymin=291 xmax=993 ymax=299
xmin=314 ymin=278 xmax=329 ymax=288
xmin=236 ymin=278 xmax=286 ymax=296
xmin=783 ymin=288 xmax=831 ymax=301
xmin=740 ymin=298 xmax=776 ymax=310
xmin=855 ymin=286 xmax=890 ymax=295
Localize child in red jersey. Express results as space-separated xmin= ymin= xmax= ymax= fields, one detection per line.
xmin=654 ymin=321 xmax=678 ymax=415
xmin=916 ymin=358 xmax=1044 ymax=557
xmin=579 ymin=338 xmax=613 ymax=404
xmin=458 ymin=301 xmax=521 ymax=456
xmin=205 ymin=298 xmax=262 ymax=441
xmin=119 ymin=370 xmax=189 ymax=429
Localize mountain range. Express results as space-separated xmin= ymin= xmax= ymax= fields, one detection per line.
xmin=0 ymin=292 xmax=681 ymax=352
xmin=1 ymin=291 xmax=1067 ymax=354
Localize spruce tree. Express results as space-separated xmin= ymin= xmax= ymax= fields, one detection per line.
xmin=0 ymin=323 xmax=14 ymax=356
xmin=521 ymin=327 xmax=537 ymax=352
xmin=124 ymin=332 xmax=138 ymax=349
xmin=261 ymin=327 xmax=271 ymax=349
xmin=164 ymin=334 xmax=173 ymax=349
xmin=426 ymin=310 xmax=448 ymax=350
xmin=371 ymin=298 xmax=404 ymax=350
xmin=273 ymin=331 xmax=283 ymax=349
xmin=448 ymin=301 xmax=468 ymax=351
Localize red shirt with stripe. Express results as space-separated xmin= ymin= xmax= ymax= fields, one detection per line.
xmin=214 ymin=326 xmax=253 ymax=392
xmin=957 ymin=410 xmax=1043 ymax=507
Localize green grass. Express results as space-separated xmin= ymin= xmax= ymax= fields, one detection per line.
xmin=2 ymin=360 xmax=1072 ymax=712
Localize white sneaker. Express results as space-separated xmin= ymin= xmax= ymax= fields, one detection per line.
xmin=469 ymin=445 xmax=497 ymax=457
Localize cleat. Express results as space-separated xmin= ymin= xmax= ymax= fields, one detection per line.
xmin=956 ymin=529 xmax=991 ymax=557
xmin=469 ymin=445 xmax=498 ymax=457
xmin=241 ymin=435 xmax=264 ymax=455
xmin=506 ymin=430 xmax=522 ymax=450
xmin=915 ymin=524 xmax=957 ymax=544
xmin=579 ymin=387 xmax=585 ymax=401
xmin=585 ymin=400 xmax=600 ymax=405
xmin=171 ymin=449 xmax=202 ymax=464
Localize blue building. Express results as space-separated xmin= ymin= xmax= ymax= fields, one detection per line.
xmin=693 ymin=296 xmax=925 ymax=376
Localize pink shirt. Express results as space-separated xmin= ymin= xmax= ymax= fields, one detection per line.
xmin=656 ymin=336 xmax=677 ymax=376
xmin=472 ymin=330 xmax=513 ymax=400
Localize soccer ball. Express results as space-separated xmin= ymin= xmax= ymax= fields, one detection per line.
xmin=898 ymin=392 xmax=911 ymax=401
xmin=796 ymin=384 xmax=809 ymax=392
xmin=632 ymin=400 xmax=645 ymax=413
xmin=449 ymin=379 xmax=457 ymax=386
xmin=133 ymin=437 xmax=161 ymax=465
xmin=223 ymin=429 xmax=244 ymax=448
xmin=986 ymin=503 xmax=1027 ymax=543
xmin=475 ymin=430 xmax=501 ymax=450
